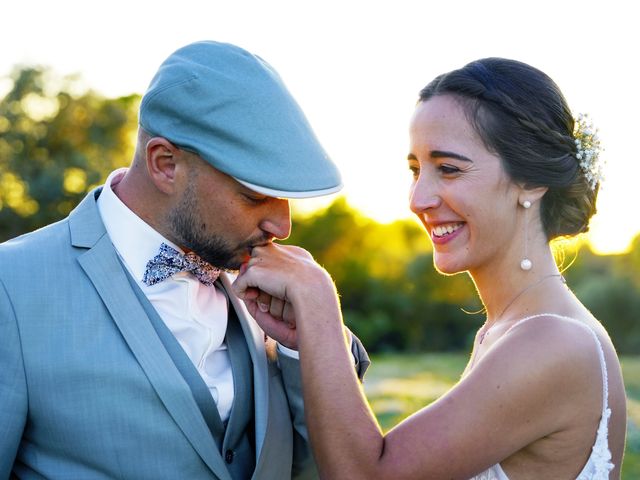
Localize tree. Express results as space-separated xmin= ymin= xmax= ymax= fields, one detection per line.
xmin=0 ymin=66 xmax=139 ymax=241
xmin=563 ymin=244 xmax=640 ymax=353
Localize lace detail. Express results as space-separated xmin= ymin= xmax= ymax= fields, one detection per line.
xmin=576 ymin=407 xmax=613 ymax=479
xmin=468 ymin=314 xmax=614 ymax=480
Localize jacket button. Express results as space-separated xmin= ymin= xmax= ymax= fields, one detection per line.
xmin=225 ymin=449 xmax=234 ymax=463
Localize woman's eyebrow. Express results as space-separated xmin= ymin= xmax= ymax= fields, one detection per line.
xmin=430 ymin=150 xmax=473 ymax=162
xmin=406 ymin=151 xmax=473 ymax=162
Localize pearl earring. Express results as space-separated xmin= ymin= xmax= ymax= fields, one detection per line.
xmin=520 ymin=200 xmax=532 ymax=271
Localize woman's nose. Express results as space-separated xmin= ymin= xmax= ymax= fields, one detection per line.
xmin=409 ymin=174 xmax=441 ymax=214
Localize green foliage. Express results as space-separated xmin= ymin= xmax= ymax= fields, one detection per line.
xmin=564 ymin=245 xmax=640 ymax=354
xmin=575 ymin=274 xmax=640 ymax=354
xmin=0 ymin=66 xmax=139 ymax=241
xmin=616 ymin=234 xmax=640 ymax=292
xmin=620 ymin=357 xmax=640 ymax=477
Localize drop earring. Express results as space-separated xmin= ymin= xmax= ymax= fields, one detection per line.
xmin=520 ymin=200 xmax=532 ymax=271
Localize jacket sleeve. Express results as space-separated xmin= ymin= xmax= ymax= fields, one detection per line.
xmin=0 ymin=279 xmax=28 ymax=477
xmin=348 ymin=329 xmax=371 ymax=381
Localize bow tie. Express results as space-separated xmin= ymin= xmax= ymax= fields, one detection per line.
xmin=142 ymin=243 xmax=220 ymax=287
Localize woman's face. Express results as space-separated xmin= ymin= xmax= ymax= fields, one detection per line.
xmin=408 ymin=95 xmax=522 ymax=275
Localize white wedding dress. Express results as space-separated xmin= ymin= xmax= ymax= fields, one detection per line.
xmin=469 ymin=314 xmax=614 ymax=480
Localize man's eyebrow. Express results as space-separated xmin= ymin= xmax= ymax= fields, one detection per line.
xmin=407 ymin=151 xmax=473 ymax=162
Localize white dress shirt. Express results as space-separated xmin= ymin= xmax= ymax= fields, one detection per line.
xmin=97 ymin=168 xmax=235 ymax=421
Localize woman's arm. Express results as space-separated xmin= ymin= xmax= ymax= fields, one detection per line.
xmin=233 ymin=244 xmax=601 ymax=479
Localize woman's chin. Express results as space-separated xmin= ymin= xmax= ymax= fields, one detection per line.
xmin=433 ymin=257 xmax=466 ymax=276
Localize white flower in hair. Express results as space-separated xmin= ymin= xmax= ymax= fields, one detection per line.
xmin=573 ymin=113 xmax=605 ymax=190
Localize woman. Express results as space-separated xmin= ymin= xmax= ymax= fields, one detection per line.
xmin=233 ymin=58 xmax=627 ymax=479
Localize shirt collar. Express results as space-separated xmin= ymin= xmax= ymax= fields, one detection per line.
xmin=97 ymin=168 xmax=184 ymax=283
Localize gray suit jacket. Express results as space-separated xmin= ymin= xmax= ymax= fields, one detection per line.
xmin=0 ymin=188 xmax=325 ymax=479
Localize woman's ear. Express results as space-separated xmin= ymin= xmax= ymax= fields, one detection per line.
xmin=145 ymin=137 xmax=180 ymax=195
xmin=519 ymin=185 xmax=548 ymax=206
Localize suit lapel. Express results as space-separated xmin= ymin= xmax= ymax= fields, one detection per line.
xmin=218 ymin=274 xmax=270 ymax=462
xmin=70 ymin=190 xmax=232 ymax=480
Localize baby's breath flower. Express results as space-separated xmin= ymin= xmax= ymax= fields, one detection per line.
xmin=573 ymin=113 xmax=604 ymax=190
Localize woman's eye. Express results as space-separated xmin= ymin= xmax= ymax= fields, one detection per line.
xmin=409 ymin=165 xmax=420 ymax=178
xmin=439 ymin=164 xmax=460 ymax=175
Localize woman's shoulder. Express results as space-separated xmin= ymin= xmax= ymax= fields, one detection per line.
xmin=507 ymin=313 xmax=616 ymax=373
xmin=476 ymin=313 xmax=605 ymax=408
xmin=505 ymin=313 xmax=606 ymax=357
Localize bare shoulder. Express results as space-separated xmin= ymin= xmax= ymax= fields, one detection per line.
xmin=507 ymin=314 xmax=601 ymax=353
xmin=469 ymin=314 xmax=605 ymax=430
xmin=501 ymin=313 xmax=622 ymax=389
xmin=482 ymin=314 xmax=603 ymax=382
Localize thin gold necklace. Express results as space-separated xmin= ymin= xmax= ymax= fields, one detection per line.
xmin=478 ymin=273 xmax=565 ymax=344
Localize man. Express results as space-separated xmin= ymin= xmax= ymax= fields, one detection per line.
xmin=0 ymin=41 xmax=368 ymax=479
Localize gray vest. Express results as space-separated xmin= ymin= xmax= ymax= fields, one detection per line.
xmin=126 ymin=272 xmax=256 ymax=479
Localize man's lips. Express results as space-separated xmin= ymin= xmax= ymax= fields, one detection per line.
xmin=239 ymin=260 xmax=250 ymax=275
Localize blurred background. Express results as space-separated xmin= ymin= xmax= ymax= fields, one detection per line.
xmin=1 ymin=0 xmax=638 ymax=475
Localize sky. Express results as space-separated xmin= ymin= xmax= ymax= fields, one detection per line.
xmin=2 ymin=0 xmax=638 ymax=254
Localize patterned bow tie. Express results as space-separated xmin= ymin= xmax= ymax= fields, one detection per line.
xmin=142 ymin=243 xmax=220 ymax=287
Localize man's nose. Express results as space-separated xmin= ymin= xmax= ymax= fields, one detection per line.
xmin=260 ymin=198 xmax=292 ymax=240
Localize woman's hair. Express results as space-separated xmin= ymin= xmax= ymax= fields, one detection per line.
xmin=419 ymin=58 xmax=599 ymax=240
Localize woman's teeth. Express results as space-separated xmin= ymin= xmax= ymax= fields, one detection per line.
xmin=432 ymin=223 xmax=463 ymax=238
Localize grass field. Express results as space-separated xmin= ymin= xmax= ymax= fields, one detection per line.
xmin=364 ymin=353 xmax=640 ymax=479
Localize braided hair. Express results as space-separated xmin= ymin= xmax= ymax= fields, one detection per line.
xmin=419 ymin=58 xmax=597 ymax=240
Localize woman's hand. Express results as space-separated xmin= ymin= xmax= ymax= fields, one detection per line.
xmin=232 ymin=243 xmax=339 ymax=349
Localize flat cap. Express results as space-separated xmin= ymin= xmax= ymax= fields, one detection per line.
xmin=139 ymin=40 xmax=341 ymax=198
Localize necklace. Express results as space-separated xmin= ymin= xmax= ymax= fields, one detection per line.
xmin=478 ymin=273 xmax=565 ymax=344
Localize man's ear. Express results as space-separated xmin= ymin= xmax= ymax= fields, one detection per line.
xmin=146 ymin=137 xmax=180 ymax=195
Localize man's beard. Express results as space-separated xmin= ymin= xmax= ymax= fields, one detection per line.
xmin=168 ymin=184 xmax=266 ymax=271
